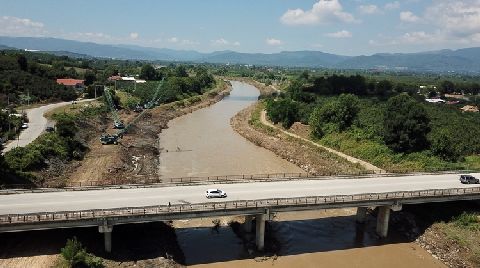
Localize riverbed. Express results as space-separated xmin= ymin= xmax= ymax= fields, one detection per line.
xmin=158 ymin=81 xmax=303 ymax=178
xmin=159 ymin=81 xmax=446 ymax=267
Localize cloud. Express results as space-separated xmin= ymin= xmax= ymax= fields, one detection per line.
xmin=384 ymin=1 xmax=400 ymax=10
xmin=0 ymin=16 xmax=46 ymax=36
xmin=168 ymin=37 xmax=179 ymax=43
xmin=281 ymin=0 xmax=356 ymax=25
xmin=425 ymin=0 xmax=480 ymax=38
xmin=129 ymin=32 xmax=139 ymax=39
xmin=266 ymin=38 xmax=283 ymax=46
xmin=358 ymin=5 xmax=380 ymax=14
xmin=211 ymin=38 xmax=240 ymax=46
xmin=326 ymin=30 xmax=352 ymax=38
xmin=400 ymin=11 xmax=420 ymax=23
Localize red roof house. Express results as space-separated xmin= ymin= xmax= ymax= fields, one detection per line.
xmin=56 ymin=79 xmax=85 ymax=90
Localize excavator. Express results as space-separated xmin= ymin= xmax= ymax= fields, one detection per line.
xmin=100 ymin=80 xmax=164 ymax=145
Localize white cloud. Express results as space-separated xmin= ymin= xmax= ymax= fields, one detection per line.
xmin=0 ymin=16 xmax=46 ymax=36
xmin=168 ymin=37 xmax=179 ymax=43
xmin=129 ymin=32 xmax=139 ymax=39
xmin=359 ymin=5 xmax=380 ymax=14
xmin=281 ymin=0 xmax=356 ymax=25
xmin=400 ymin=11 xmax=420 ymax=23
xmin=326 ymin=30 xmax=352 ymax=38
xmin=211 ymin=38 xmax=240 ymax=46
xmin=384 ymin=1 xmax=400 ymax=10
xmin=266 ymin=38 xmax=283 ymax=46
xmin=425 ymin=0 xmax=480 ymax=38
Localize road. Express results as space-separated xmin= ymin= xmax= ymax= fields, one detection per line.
xmin=0 ymin=173 xmax=478 ymax=215
xmin=3 ymin=99 xmax=93 ymax=153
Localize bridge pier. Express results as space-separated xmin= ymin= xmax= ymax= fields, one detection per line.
xmin=255 ymin=210 xmax=269 ymax=251
xmin=244 ymin=215 xmax=253 ymax=233
xmin=356 ymin=207 xmax=368 ymax=224
xmin=376 ymin=206 xmax=390 ymax=238
xmin=99 ymin=223 xmax=114 ymax=253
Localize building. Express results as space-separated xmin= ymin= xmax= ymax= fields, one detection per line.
xmin=56 ymin=79 xmax=85 ymax=91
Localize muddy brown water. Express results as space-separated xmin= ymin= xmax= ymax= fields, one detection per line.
xmin=160 ymin=81 xmax=445 ymax=267
xmin=158 ymin=81 xmax=303 ymax=179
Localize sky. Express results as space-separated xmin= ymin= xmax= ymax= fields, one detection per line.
xmin=1 ymin=0 xmax=480 ymax=56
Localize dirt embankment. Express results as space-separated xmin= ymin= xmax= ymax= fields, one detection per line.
xmin=231 ymin=103 xmax=363 ymax=175
xmin=65 ymin=81 xmax=232 ymax=185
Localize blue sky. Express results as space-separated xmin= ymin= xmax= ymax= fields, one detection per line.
xmin=1 ymin=0 xmax=479 ymax=55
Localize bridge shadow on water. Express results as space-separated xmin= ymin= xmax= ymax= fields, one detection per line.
xmin=0 ymin=201 xmax=478 ymax=266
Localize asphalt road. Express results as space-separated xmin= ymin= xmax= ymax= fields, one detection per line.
xmin=3 ymin=99 xmax=94 ymax=153
xmin=0 ymin=173 xmax=478 ymax=215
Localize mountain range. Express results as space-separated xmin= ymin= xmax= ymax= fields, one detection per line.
xmin=1 ymin=36 xmax=480 ymax=73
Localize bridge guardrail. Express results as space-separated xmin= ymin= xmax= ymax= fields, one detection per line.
xmin=1 ymin=169 xmax=476 ymax=190
xmin=1 ymin=186 xmax=480 ymax=226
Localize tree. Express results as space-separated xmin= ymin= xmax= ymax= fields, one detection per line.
xmin=383 ymin=94 xmax=430 ymax=153
xmin=174 ymin=65 xmax=188 ymax=77
xmin=55 ymin=114 xmax=78 ymax=138
xmin=83 ymin=70 xmax=96 ymax=86
xmin=309 ymin=94 xmax=360 ymax=137
xmin=17 ymin=55 xmax=28 ymax=71
xmin=265 ymin=98 xmax=299 ymax=128
xmin=430 ymin=128 xmax=463 ymax=161
xmin=440 ymin=80 xmax=455 ymax=94
xmin=140 ymin=64 xmax=157 ymax=80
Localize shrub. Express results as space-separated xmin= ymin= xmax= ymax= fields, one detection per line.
xmin=60 ymin=237 xmax=104 ymax=268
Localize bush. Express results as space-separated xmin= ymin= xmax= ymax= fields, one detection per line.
xmin=265 ymin=98 xmax=299 ymax=128
xmin=60 ymin=237 xmax=103 ymax=268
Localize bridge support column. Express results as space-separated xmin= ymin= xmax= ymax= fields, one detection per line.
xmin=376 ymin=206 xmax=390 ymax=238
xmin=356 ymin=207 xmax=368 ymax=224
xmin=244 ymin=215 xmax=253 ymax=233
xmin=255 ymin=210 xmax=269 ymax=251
xmin=99 ymin=223 xmax=113 ymax=253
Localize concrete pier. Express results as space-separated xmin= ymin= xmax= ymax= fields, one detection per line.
xmin=255 ymin=213 xmax=266 ymax=250
xmin=356 ymin=207 xmax=368 ymax=224
xmin=244 ymin=215 xmax=253 ymax=233
xmin=376 ymin=206 xmax=390 ymax=238
xmin=99 ymin=224 xmax=113 ymax=253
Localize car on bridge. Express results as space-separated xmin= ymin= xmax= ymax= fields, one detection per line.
xmin=206 ymin=189 xmax=227 ymax=198
xmin=460 ymin=175 xmax=479 ymax=184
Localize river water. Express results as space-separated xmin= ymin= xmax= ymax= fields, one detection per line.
xmin=160 ymin=81 xmax=445 ymax=267
xmin=158 ymin=81 xmax=303 ymax=178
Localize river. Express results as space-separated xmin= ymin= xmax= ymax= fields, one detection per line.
xmin=160 ymin=81 xmax=445 ymax=267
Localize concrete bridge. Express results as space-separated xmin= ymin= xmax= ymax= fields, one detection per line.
xmin=1 ymin=173 xmax=480 ymax=253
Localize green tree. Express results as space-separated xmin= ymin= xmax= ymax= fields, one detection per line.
xmin=174 ymin=65 xmax=188 ymax=77
xmin=84 ymin=70 xmax=96 ymax=86
xmin=55 ymin=114 xmax=78 ymax=138
xmin=265 ymin=98 xmax=299 ymax=128
xmin=429 ymin=128 xmax=463 ymax=161
xmin=383 ymin=94 xmax=430 ymax=153
xmin=140 ymin=64 xmax=157 ymax=80
xmin=309 ymin=94 xmax=360 ymax=137
xmin=440 ymin=80 xmax=455 ymax=94
xmin=17 ymin=54 xmax=28 ymax=71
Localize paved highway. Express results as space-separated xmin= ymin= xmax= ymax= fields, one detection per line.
xmin=3 ymin=99 xmax=94 ymax=153
xmin=0 ymin=173 xmax=478 ymax=215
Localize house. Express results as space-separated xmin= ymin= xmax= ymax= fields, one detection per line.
xmin=108 ymin=75 xmax=122 ymax=81
xmin=57 ymin=79 xmax=85 ymax=91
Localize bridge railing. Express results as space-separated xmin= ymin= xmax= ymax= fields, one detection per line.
xmin=1 ymin=168 xmax=476 ymax=190
xmin=1 ymin=187 xmax=480 ymax=226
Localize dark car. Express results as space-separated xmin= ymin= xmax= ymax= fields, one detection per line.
xmin=460 ymin=175 xmax=479 ymax=184
xmin=45 ymin=126 xmax=55 ymax=132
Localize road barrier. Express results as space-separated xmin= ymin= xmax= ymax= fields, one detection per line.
xmin=2 ymin=186 xmax=480 ymax=225
xmin=1 ymin=169 xmax=476 ymax=190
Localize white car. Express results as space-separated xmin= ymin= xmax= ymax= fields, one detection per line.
xmin=21 ymin=123 xmax=28 ymax=129
xmin=206 ymin=189 xmax=227 ymax=198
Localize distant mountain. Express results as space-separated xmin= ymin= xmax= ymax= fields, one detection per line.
xmin=1 ymin=36 xmax=480 ymax=73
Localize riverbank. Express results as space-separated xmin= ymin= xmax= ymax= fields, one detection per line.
xmin=67 ymin=79 xmax=233 ymax=185
xmin=231 ymin=101 xmax=364 ymax=175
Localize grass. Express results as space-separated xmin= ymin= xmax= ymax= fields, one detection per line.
xmin=438 ymin=213 xmax=480 ymax=266
xmin=248 ymin=101 xmax=277 ymax=135
xmin=44 ymin=100 xmax=101 ymax=119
